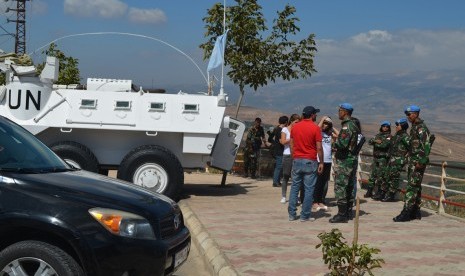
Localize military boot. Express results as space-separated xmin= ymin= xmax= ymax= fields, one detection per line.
xmin=410 ymin=205 xmax=422 ymax=220
xmin=329 ymin=204 xmax=349 ymax=223
xmin=372 ymin=190 xmax=386 ymax=201
xmin=347 ymin=205 xmax=354 ymax=220
xmin=381 ymin=192 xmax=396 ymax=202
xmin=363 ymin=187 xmax=373 ymax=198
xmin=393 ymin=207 xmax=412 ymax=222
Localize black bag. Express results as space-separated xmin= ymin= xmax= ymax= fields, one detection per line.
xmin=269 ymin=126 xmax=283 ymax=158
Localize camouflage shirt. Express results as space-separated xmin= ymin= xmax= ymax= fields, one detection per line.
xmin=333 ymin=117 xmax=360 ymax=159
xmin=409 ymin=118 xmax=431 ymax=165
xmin=368 ymin=131 xmax=391 ymax=159
xmin=389 ymin=129 xmax=410 ymax=165
xmin=246 ymin=125 xmax=265 ymax=151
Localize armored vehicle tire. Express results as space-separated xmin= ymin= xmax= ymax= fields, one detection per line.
xmin=0 ymin=240 xmax=85 ymax=276
xmin=117 ymin=145 xmax=184 ymax=200
xmin=50 ymin=141 xmax=99 ymax=173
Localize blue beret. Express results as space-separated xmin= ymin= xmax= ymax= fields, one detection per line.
xmin=380 ymin=120 xmax=391 ymax=126
xmin=339 ymin=103 xmax=353 ymax=111
xmin=396 ymin=118 xmax=408 ymax=124
xmin=405 ymin=105 xmax=420 ymax=113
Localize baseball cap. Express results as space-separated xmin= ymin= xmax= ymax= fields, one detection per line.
xmin=302 ymin=106 xmax=320 ymax=116
xmin=339 ymin=103 xmax=353 ymax=112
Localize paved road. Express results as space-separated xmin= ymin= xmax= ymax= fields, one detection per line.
xmin=179 ymin=172 xmax=465 ymax=276
xmin=174 ymin=236 xmax=211 ymax=276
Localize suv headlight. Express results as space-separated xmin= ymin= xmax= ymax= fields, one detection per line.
xmin=89 ymin=208 xmax=156 ymax=240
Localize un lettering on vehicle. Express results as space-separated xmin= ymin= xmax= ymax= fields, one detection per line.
xmin=8 ymin=89 xmax=41 ymax=110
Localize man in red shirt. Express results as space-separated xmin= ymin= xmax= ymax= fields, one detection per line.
xmin=288 ymin=106 xmax=324 ymax=222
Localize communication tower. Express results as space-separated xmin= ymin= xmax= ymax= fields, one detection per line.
xmin=5 ymin=0 xmax=29 ymax=55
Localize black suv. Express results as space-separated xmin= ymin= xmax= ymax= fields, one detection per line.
xmin=0 ymin=115 xmax=190 ymax=276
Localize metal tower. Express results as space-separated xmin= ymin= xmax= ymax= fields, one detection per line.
xmin=6 ymin=0 xmax=29 ymax=55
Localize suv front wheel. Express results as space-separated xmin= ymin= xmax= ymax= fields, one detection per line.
xmin=0 ymin=240 xmax=84 ymax=276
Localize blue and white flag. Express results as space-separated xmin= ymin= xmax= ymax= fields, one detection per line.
xmin=207 ymin=30 xmax=229 ymax=72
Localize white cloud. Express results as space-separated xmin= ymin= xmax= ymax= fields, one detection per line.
xmin=30 ymin=0 xmax=47 ymax=15
xmin=128 ymin=8 xmax=166 ymax=25
xmin=64 ymin=0 xmax=127 ymax=18
xmin=315 ymin=29 xmax=465 ymax=75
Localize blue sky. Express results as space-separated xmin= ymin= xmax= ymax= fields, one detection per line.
xmin=1 ymin=0 xmax=465 ymax=94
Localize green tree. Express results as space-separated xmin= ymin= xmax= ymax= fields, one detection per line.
xmin=36 ymin=43 xmax=80 ymax=85
xmin=200 ymin=0 xmax=317 ymax=117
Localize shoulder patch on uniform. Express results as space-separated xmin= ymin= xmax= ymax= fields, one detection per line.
xmin=342 ymin=126 xmax=348 ymax=130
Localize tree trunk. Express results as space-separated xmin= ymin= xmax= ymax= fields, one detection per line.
xmin=234 ymin=87 xmax=245 ymax=118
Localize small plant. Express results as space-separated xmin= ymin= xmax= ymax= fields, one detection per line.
xmin=316 ymin=228 xmax=384 ymax=276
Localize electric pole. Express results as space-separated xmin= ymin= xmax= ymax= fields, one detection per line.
xmin=6 ymin=0 xmax=29 ymax=55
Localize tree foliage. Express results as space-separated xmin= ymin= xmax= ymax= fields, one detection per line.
xmin=36 ymin=43 xmax=80 ymax=85
xmin=200 ymin=0 xmax=317 ymax=116
xmin=316 ymin=228 xmax=385 ymax=276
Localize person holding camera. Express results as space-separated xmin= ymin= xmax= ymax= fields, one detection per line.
xmin=312 ymin=116 xmax=337 ymax=211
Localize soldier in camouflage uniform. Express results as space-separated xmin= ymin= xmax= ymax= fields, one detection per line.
xmin=394 ymin=105 xmax=433 ymax=222
xmin=330 ymin=103 xmax=360 ymax=223
xmin=366 ymin=121 xmax=392 ymax=200
xmin=381 ymin=118 xmax=410 ymax=202
xmin=243 ymin=117 xmax=266 ymax=179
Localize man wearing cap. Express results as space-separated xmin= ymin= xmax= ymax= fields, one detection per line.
xmin=330 ymin=103 xmax=361 ymax=223
xmin=366 ymin=121 xmax=392 ymax=200
xmin=288 ymin=106 xmax=324 ymax=222
xmin=394 ymin=105 xmax=432 ymax=222
xmin=382 ymin=118 xmax=410 ymax=202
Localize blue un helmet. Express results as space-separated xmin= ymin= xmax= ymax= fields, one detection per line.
xmin=379 ymin=120 xmax=391 ymax=132
xmin=339 ymin=103 xmax=353 ymax=112
xmin=380 ymin=121 xmax=391 ymax=127
xmin=395 ymin=118 xmax=409 ymax=130
xmin=404 ymin=105 xmax=420 ymax=115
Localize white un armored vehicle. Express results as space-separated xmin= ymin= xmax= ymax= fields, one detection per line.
xmin=0 ymin=55 xmax=245 ymax=200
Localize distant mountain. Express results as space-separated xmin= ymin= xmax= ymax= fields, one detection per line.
xmin=225 ymin=69 xmax=465 ymax=133
xmin=225 ymin=69 xmax=465 ymax=162
xmin=227 ymin=105 xmax=465 ymax=163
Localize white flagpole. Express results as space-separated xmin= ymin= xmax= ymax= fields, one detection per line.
xmin=220 ymin=0 xmax=226 ymax=96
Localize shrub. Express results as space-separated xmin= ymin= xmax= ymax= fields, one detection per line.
xmin=316 ymin=228 xmax=384 ymax=276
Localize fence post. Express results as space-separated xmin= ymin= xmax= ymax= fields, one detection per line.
xmin=356 ymin=153 xmax=363 ymax=190
xmin=438 ymin=161 xmax=447 ymax=214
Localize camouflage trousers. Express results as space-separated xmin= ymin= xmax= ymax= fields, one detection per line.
xmin=367 ymin=157 xmax=388 ymax=192
xmin=334 ymin=156 xmax=357 ymax=206
xmin=383 ymin=161 xmax=405 ymax=193
xmin=404 ymin=162 xmax=425 ymax=208
xmin=243 ymin=149 xmax=258 ymax=177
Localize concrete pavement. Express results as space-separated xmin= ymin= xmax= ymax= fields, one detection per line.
xmin=179 ymin=172 xmax=465 ymax=276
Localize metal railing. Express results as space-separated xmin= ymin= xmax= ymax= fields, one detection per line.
xmin=357 ymin=152 xmax=465 ymax=218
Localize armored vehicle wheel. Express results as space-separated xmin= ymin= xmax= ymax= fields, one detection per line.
xmin=50 ymin=141 xmax=99 ymax=173
xmin=117 ymin=145 xmax=184 ymax=200
xmin=0 ymin=240 xmax=85 ymax=276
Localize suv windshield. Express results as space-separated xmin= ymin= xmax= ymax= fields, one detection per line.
xmin=0 ymin=116 xmax=71 ymax=173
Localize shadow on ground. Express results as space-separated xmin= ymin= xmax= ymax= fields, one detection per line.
xmin=181 ymin=182 xmax=256 ymax=198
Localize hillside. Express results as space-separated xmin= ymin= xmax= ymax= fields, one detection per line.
xmin=226 ymin=105 xmax=465 ymax=163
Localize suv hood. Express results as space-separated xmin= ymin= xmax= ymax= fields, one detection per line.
xmin=2 ymin=170 xmax=178 ymax=218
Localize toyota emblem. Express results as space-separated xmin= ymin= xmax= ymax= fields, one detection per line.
xmin=173 ymin=214 xmax=180 ymax=230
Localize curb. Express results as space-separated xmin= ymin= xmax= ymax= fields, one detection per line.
xmin=179 ymin=200 xmax=240 ymax=276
